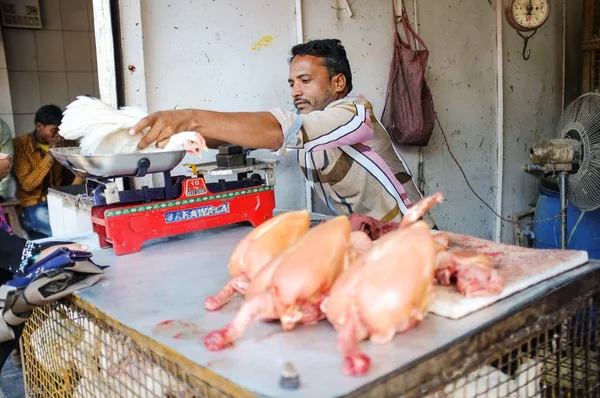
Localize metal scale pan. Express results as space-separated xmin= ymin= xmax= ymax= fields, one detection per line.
xmin=50 ymin=147 xmax=186 ymax=178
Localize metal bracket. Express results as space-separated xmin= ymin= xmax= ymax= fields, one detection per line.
xmin=265 ymin=168 xmax=276 ymax=186
xmin=104 ymin=182 xmax=120 ymax=205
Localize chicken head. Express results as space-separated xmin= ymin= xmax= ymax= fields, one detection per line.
xmin=162 ymin=131 xmax=208 ymax=159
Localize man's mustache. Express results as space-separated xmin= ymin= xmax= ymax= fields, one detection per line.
xmin=294 ymin=99 xmax=310 ymax=106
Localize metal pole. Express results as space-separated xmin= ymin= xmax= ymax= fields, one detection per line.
xmin=559 ymin=172 xmax=568 ymax=249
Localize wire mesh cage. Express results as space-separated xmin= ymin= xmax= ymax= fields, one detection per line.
xmin=424 ymin=301 xmax=598 ymax=397
xmin=349 ymin=268 xmax=600 ymax=398
xmin=19 ymin=268 xmax=600 ymax=398
xmin=20 ymin=297 xmax=245 ymax=398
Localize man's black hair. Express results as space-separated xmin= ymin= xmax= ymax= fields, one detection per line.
xmin=290 ymin=39 xmax=353 ymax=93
xmin=34 ymin=104 xmax=63 ymax=126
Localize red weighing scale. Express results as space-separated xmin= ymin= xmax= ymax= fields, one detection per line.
xmin=51 ymin=145 xmax=278 ymax=256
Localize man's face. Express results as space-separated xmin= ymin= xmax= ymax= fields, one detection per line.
xmin=288 ymin=55 xmax=347 ymax=114
xmin=35 ymin=123 xmax=60 ymax=145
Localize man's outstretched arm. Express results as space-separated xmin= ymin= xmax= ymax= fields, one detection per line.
xmin=130 ymin=110 xmax=284 ymax=151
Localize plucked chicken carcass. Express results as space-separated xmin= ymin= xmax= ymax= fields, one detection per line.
xmin=204 ymin=210 xmax=311 ymax=311
xmin=349 ymin=192 xmax=503 ymax=297
xmin=322 ymin=220 xmax=437 ymax=376
xmin=204 ymin=215 xmax=355 ymax=351
xmin=59 ymin=96 xmax=208 ymax=157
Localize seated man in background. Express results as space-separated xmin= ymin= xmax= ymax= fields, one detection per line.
xmin=12 ymin=105 xmax=82 ymax=238
xmin=0 ymin=118 xmax=14 ymax=202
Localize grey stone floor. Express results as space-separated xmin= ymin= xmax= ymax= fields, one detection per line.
xmin=0 ymin=360 xmax=25 ymax=398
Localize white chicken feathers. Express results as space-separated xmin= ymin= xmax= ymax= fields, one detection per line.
xmin=59 ymin=96 xmax=204 ymax=156
xmin=428 ymin=358 xmax=543 ymax=398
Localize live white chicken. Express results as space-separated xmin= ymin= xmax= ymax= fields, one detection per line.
xmin=58 ymin=96 xmax=208 ymax=157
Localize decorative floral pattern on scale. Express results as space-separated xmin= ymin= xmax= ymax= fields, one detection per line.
xmin=104 ymin=186 xmax=274 ymax=218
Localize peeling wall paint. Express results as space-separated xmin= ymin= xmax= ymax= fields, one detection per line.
xmin=118 ymin=0 xmax=579 ymax=242
xmin=251 ymin=35 xmax=278 ymax=51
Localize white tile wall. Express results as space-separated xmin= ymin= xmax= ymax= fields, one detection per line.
xmin=3 ymin=29 xmax=37 ymax=72
xmin=63 ymin=31 xmax=92 ymax=72
xmin=0 ymin=1 xmax=99 ymax=199
xmin=41 ymin=0 xmax=62 ymax=30
xmin=60 ymin=0 xmax=89 ymax=31
xmin=39 ymin=72 xmax=69 ymax=108
xmin=2 ymin=0 xmax=98 ymax=152
xmin=13 ymin=114 xmax=35 ymax=136
xmin=8 ymin=71 xmax=41 ymax=114
xmin=67 ymin=72 xmax=94 ymax=100
xmin=35 ymin=30 xmax=65 ymax=71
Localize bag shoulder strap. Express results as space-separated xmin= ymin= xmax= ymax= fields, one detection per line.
xmin=392 ymin=0 xmax=428 ymax=51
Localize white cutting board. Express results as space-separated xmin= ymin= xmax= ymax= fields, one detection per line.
xmin=428 ymin=231 xmax=589 ymax=320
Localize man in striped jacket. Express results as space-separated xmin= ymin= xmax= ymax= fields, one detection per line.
xmin=132 ymin=39 xmax=435 ymax=227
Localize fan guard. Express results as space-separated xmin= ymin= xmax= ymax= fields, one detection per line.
xmin=557 ymin=92 xmax=600 ymax=211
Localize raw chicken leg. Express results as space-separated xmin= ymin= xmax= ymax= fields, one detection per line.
xmin=204 ymin=210 xmax=310 ymax=311
xmin=399 ymin=192 xmax=444 ymax=228
xmin=204 ymin=215 xmax=353 ymax=351
xmin=323 ymin=221 xmax=437 ymax=376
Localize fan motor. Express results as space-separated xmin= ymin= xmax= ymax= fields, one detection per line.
xmin=528 ymin=139 xmax=581 ymax=171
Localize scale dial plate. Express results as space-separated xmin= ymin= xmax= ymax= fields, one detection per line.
xmin=506 ymin=0 xmax=551 ymax=32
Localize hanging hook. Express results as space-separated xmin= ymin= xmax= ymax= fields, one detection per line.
xmin=517 ymin=29 xmax=537 ymax=61
xmin=522 ymin=36 xmax=531 ymax=60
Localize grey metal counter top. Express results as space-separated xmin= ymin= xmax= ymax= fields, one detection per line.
xmin=69 ymin=221 xmax=600 ymax=398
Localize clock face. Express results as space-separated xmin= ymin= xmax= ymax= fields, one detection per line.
xmin=507 ymin=0 xmax=551 ymax=31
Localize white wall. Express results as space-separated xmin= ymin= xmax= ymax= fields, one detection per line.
xmin=114 ymin=0 xmax=568 ymax=242
xmin=121 ymin=0 xmax=307 ymax=211
xmin=499 ymin=0 xmax=564 ymax=242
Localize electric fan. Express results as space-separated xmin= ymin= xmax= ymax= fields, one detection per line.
xmin=525 ymin=92 xmax=600 ymax=248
